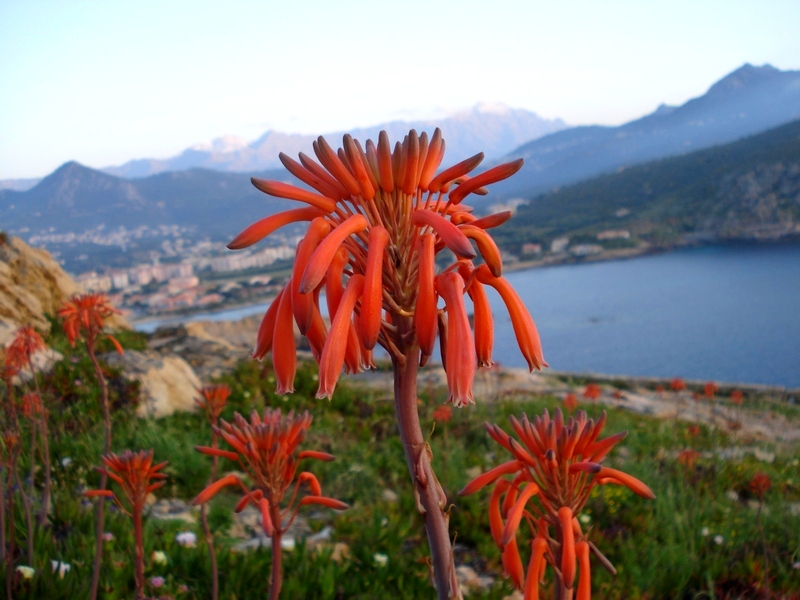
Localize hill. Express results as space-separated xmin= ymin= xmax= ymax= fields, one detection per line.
xmin=494 ymin=118 xmax=800 ymax=252
xmin=489 ymin=64 xmax=800 ymax=201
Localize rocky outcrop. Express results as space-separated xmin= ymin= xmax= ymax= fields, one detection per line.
xmin=105 ymin=350 xmax=201 ymax=419
xmin=0 ymin=235 xmax=127 ymax=346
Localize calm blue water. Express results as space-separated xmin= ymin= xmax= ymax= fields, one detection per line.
xmin=134 ymin=242 xmax=800 ymax=387
xmin=493 ymin=242 xmax=800 ymax=387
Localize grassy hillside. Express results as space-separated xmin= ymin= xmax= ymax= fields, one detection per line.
xmin=2 ymin=324 xmax=799 ymax=598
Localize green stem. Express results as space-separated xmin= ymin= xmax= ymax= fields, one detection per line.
xmin=88 ymin=340 xmax=112 ymax=600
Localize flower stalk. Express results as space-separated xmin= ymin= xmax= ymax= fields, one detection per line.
xmin=58 ymin=293 xmax=123 ymax=600
xmin=84 ymin=450 xmax=168 ymax=600
xmin=229 ymin=129 xmax=545 ymax=599
xmin=192 ymin=409 xmax=345 ymax=600
xmin=195 ymin=384 xmax=231 ymax=600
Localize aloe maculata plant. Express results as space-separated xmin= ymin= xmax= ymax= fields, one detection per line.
xmin=228 ymin=128 xmax=546 ymax=598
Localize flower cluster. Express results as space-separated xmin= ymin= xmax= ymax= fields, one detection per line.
xmin=460 ymin=408 xmax=654 ymax=598
xmin=5 ymin=326 xmax=46 ymax=374
xmin=58 ymin=293 xmax=123 ymax=352
xmin=192 ymin=409 xmax=346 ymax=537
xmin=230 ymin=129 xmax=546 ymax=405
xmin=195 ymin=384 xmax=231 ymax=424
xmin=85 ymin=450 xmax=168 ymax=512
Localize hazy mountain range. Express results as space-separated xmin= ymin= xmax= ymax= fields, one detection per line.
xmin=2 ymin=63 xmax=800 ymax=273
xmin=490 ymin=63 xmax=800 ymax=200
xmin=102 ymin=104 xmax=569 ymax=179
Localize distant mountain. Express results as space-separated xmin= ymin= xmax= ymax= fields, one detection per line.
xmin=493 ymin=118 xmax=800 ymax=250
xmin=0 ymin=162 xmax=290 ymax=237
xmin=102 ymin=104 xmax=567 ymax=178
xmin=491 ymin=64 xmax=800 ymax=200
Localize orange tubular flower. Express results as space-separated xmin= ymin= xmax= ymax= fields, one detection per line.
xmin=5 ymin=326 xmax=46 ymax=373
xmin=85 ymin=450 xmax=168 ymax=598
xmin=193 ymin=409 xmax=345 ymax=599
xmin=228 ymin=129 xmax=545 ymax=599
xmin=670 ymin=377 xmax=687 ymax=392
xmin=195 ymin=384 xmax=231 ymax=423
xmin=193 ymin=409 xmax=346 ymax=515
xmin=230 ymin=128 xmax=545 ymax=400
xmin=57 ymin=293 xmax=123 ymax=353
xmin=460 ymin=408 xmax=655 ymax=598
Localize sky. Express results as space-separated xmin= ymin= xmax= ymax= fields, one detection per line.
xmin=1 ymin=0 xmax=799 ymax=180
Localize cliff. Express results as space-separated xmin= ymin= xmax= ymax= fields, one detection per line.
xmin=0 ymin=235 xmax=129 ymax=343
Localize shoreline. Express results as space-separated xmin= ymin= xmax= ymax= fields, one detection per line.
xmin=132 ymin=234 xmax=800 ymax=326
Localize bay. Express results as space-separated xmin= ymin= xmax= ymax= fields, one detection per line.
xmin=494 ymin=241 xmax=800 ymax=387
xmin=134 ymin=241 xmax=800 ymax=388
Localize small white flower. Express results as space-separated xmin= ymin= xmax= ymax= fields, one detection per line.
xmin=714 ymin=535 xmax=724 ymax=545
xmin=50 ymin=561 xmax=71 ymax=579
xmin=281 ymin=537 xmax=296 ymax=551
xmin=701 ymin=527 xmax=710 ymax=537
xmin=60 ymin=457 xmax=72 ymax=468
xmin=102 ymin=532 xmax=114 ymax=542
xmin=151 ymin=550 xmax=168 ymax=565
xmin=373 ymin=553 xmax=389 ymax=567
xmin=16 ymin=565 xmax=35 ymax=580
xmin=793 ymin=561 xmax=800 ymax=570
xmin=579 ymin=514 xmax=591 ymax=524
xmin=175 ymin=531 xmax=197 ymax=548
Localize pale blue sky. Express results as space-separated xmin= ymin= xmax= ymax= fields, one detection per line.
xmin=1 ymin=0 xmax=798 ymax=179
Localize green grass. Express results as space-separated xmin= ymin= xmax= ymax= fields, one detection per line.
xmin=2 ymin=331 xmax=799 ymax=599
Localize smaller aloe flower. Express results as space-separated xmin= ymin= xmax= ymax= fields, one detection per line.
xmin=5 ymin=326 xmax=46 ymax=374
xmin=195 ymin=384 xmax=231 ymax=425
xmin=433 ymin=405 xmax=453 ymax=424
xmin=58 ymin=293 xmax=123 ymax=352
xmin=59 ymin=293 xmax=124 ymax=600
xmin=19 ymin=392 xmax=43 ymax=419
xmin=563 ymin=393 xmax=578 ymax=413
xmin=703 ymin=381 xmax=718 ymax=399
xmin=85 ymin=450 xmax=168 ymax=600
xmin=582 ymin=383 xmax=601 ymax=401
xmin=195 ymin=383 xmax=230 ymax=600
xmin=730 ymin=389 xmax=744 ymax=405
xmin=192 ymin=409 xmax=345 ymax=600
xmin=670 ymin=377 xmax=687 ymax=392
xmin=460 ymin=408 xmax=654 ymax=598
xmin=749 ymin=472 xmax=771 ymax=500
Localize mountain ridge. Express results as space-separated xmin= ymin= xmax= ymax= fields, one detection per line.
xmin=492 ymin=63 xmax=800 ymax=200
xmin=102 ymin=104 xmax=568 ymax=179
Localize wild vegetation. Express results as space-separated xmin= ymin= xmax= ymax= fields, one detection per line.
xmin=0 ymin=323 xmax=798 ymax=599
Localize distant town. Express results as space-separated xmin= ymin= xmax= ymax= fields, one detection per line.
xmin=66 ymin=219 xmax=634 ymax=320
xmin=66 ymin=226 xmax=304 ymax=319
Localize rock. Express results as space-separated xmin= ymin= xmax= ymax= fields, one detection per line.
xmin=148 ymin=499 xmax=197 ymax=524
xmin=148 ymin=324 xmax=251 ymax=380
xmin=381 ymin=489 xmax=399 ymax=503
xmin=106 ymin=350 xmax=202 ymax=418
xmin=0 ymin=236 xmax=127 ymax=345
xmin=753 ymin=448 xmax=775 ymax=463
xmin=456 ymin=565 xmax=495 ymax=596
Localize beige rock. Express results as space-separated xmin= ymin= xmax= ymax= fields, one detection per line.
xmin=107 ymin=350 xmax=201 ymax=418
xmin=0 ymin=236 xmax=127 ymax=346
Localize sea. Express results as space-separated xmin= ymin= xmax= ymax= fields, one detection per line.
xmin=134 ymin=241 xmax=800 ymax=388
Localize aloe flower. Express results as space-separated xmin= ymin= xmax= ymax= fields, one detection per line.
xmin=460 ymin=408 xmax=654 ymax=599
xmin=670 ymin=377 xmax=687 ymax=392
xmin=582 ymin=383 xmax=601 ymax=401
xmin=58 ymin=293 xmax=124 ymax=600
xmin=85 ymin=450 xmax=168 ymax=600
xmin=195 ymin=384 xmax=231 ymax=600
xmin=229 ymin=129 xmax=544 ymax=598
xmin=192 ymin=409 xmax=345 ymax=600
